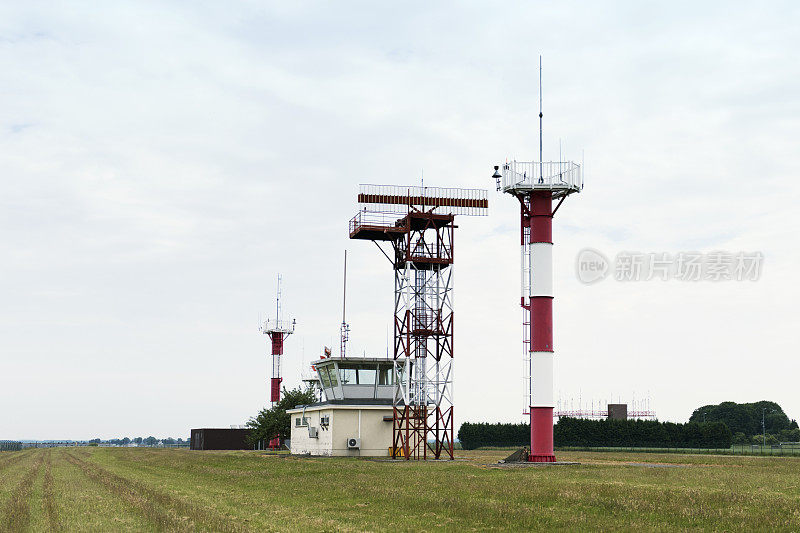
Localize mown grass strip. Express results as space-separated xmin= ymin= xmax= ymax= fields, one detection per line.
xmin=64 ymin=452 xmax=190 ymax=532
xmin=43 ymin=451 xmax=60 ymax=532
xmin=0 ymin=450 xmax=30 ymax=473
xmin=65 ymin=452 xmax=246 ymax=532
xmin=1 ymin=451 xmax=43 ymax=531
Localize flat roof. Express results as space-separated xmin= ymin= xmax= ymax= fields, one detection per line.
xmin=190 ymin=428 xmax=250 ymax=431
xmin=287 ymin=398 xmax=393 ymax=413
xmin=312 ymin=357 xmax=400 ymax=365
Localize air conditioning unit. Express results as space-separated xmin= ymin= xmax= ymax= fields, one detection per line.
xmin=308 ymin=427 xmax=319 ymax=438
xmin=347 ymin=437 xmax=361 ymax=449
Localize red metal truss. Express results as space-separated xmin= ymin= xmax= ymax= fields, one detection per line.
xmin=391 ymin=211 xmax=455 ymax=460
xmin=351 ymin=184 xmax=486 ymax=460
xmin=351 ymin=207 xmax=460 ymax=460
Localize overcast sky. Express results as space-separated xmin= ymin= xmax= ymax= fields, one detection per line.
xmin=2 ymin=2 xmax=799 ymax=440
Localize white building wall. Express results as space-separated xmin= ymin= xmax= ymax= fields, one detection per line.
xmin=288 ymin=407 xmax=334 ymax=456
xmin=288 ymin=406 xmax=392 ymax=457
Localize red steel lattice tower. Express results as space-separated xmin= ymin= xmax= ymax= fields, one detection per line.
xmin=349 ymin=184 xmax=487 ymax=459
xmin=492 ymin=60 xmax=583 ymax=460
xmin=260 ymin=274 xmax=295 ymax=406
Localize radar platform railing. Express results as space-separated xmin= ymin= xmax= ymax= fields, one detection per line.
xmin=501 ymin=161 xmax=582 ymax=192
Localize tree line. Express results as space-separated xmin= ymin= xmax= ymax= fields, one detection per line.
xmin=554 ymin=417 xmax=732 ymax=448
xmin=86 ymin=436 xmax=187 ymax=446
xmin=458 ymin=418 xmax=732 ymax=450
xmin=458 ymin=400 xmax=797 ymax=450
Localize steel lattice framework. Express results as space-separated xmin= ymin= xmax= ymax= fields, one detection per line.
xmin=392 ymin=212 xmax=455 ymax=459
xmin=350 ymin=184 xmax=486 ymax=460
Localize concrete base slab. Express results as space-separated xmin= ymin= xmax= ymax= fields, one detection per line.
xmin=491 ymin=461 xmax=581 ymax=468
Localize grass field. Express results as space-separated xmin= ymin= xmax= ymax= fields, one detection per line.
xmin=1 ymin=447 xmax=799 ymax=531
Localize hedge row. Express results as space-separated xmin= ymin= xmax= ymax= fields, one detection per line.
xmin=458 ymin=418 xmax=732 ymax=450
xmin=555 ymin=417 xmax=732 ymax=448
xmin=457 ymin=422 xmax=529 ymax=449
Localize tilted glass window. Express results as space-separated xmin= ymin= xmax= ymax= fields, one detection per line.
xmin=327 ymin=366 xmax=339 ymax=387
xmin=338 ymin=364 xmax=358 ymax=385
xmin=378 ymin=364 xmax=394 ymax=385
xmin=337 ymin=363 xmax=383 ymax=385
xmin=358 ymin=367 xmax=377 ymax=386
xmin=318 ymin=366 xmax=333 ymax=388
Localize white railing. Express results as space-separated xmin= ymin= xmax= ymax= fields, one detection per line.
xmin=500 ymin=161 xmax=582 ymax=193
xmin=262 ymin=318 xmax=294 ymax=333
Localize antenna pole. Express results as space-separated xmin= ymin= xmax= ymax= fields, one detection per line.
xmin=340 ymin=250 xmax=349 ymax=357
xmin=539 ymin=55 xmax=543 ymax=178
xmin=276 ymin=274 xmax=281 ymax=323
xmin=342 ymin=250 xmax=347 ymax=323
xmin=421 ymin=170 xmax=424 ymax=211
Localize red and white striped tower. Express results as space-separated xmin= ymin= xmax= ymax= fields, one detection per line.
xmin=261 ymin=274 xmax=295 ymax=406
xmin=494 ymin=161 xmax=581 ymax=462
xmin=528 ymin=189 xmax=554 ymax=461
xmin=492 ymin=58 xmax=583 ymax=462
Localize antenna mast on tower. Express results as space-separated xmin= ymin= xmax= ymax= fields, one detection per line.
xmin=340 ymin=250 xmax=350 ymax=357
xmin=539 ymin=55 xmax=543 ymax=181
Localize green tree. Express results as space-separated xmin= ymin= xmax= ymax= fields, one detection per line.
xmin=247 ymin=386 xmax=318 ymax=445
xmin=779 ymin=428 xmax=800 ymax=442
xmin=689 ymin=401 xmax=791 ymax=437
xmin=732 ymin=432 xmax=749 ymax=445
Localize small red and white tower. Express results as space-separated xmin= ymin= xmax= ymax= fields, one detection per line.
xmin=260 ymin=274 xmax=295 ymax=406
xmin=492 ymin=57 xmax=583 ymax=462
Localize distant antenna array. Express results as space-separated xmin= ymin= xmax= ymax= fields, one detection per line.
xmin=554 ymin=394 xmax=657 ymax=420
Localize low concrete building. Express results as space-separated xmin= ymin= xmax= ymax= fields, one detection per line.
xmin=287 ymin=402 xmax=392 ymax=456
xmin=190 ymin=428 xmax=252 ymax=450
xmin=287 ymin=357 xmax=398 ymax=457
xmin=608 ymin=403 xmax=628 ymax=420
